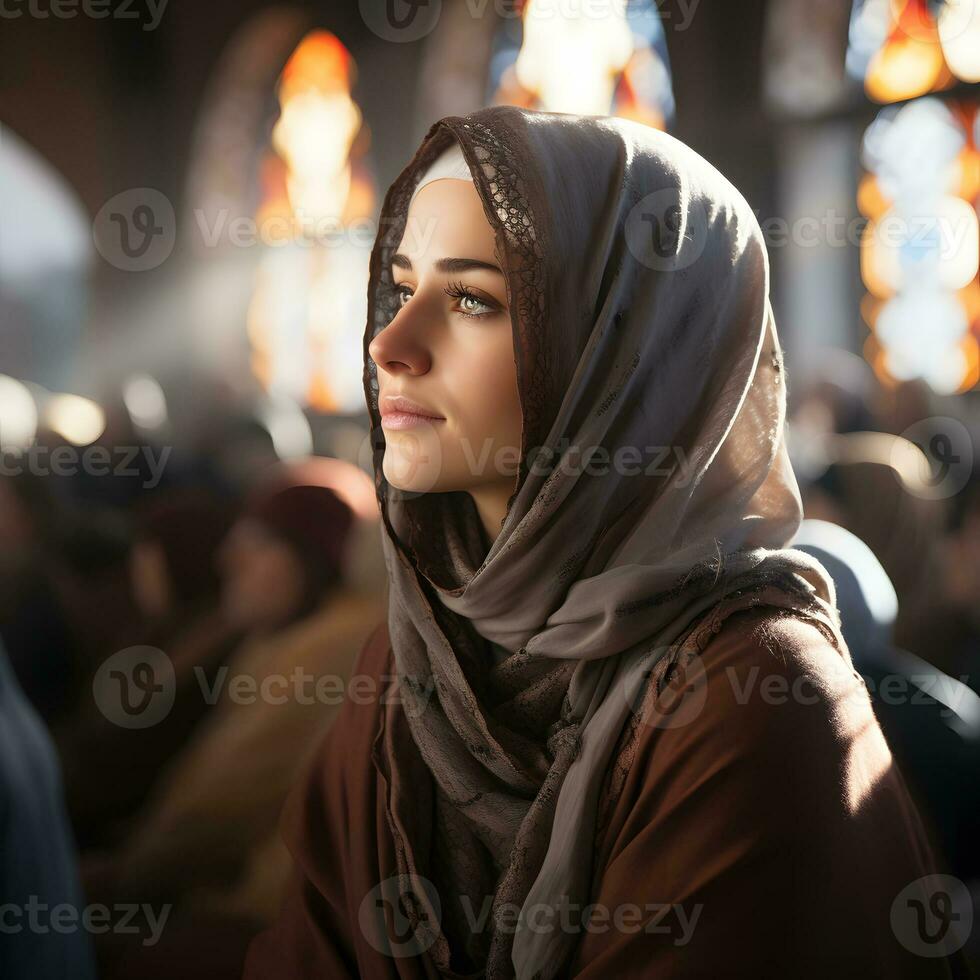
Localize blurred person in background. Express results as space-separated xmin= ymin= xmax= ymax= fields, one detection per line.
xmin=0 ymin=454 xmax=143 ymax=729
xmin=0 ymin=464 xmax=138 ymax=728
xmin=900 ymin=473 xmax=980 ymax=697
xmin=873 ymin=378 xmax=937 ymax=440
xmin=56 ymin=488 xmax=242 ymax=849
xmin=788 ymin=347 xmax=879 ymax=443
xmin=0 ymin=470 xmax=78 ymax=725
xmin=797 ymin=430 xmax=952 ymax=671
xmin=83 ymin=457 xmax=385 ymax=980
xmin=0 ymin=638 xmax=96 ymax=980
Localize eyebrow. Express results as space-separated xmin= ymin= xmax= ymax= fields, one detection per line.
xmin=391 ymin=253 xmax=503 ymax=276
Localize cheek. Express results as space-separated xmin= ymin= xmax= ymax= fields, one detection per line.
xmin=445 ymin=327 xmax=521 ymax=449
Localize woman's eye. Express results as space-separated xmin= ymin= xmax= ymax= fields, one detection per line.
xmin=391 ymin=281 xmax=498 ymax=318
xmin=444 ymin=280 xmax=498 ymax=318
xmin=459 ymin=293 xmax=492 ymax=315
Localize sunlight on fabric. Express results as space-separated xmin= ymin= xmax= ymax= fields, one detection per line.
xmin=844 ymin=716 xmax=895 ymax=814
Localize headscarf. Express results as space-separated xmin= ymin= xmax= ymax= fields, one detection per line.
xmin=408 ymin=141 xmax=474 ymax=207
xmin=364 ymin=105 xmax=843 ymax=979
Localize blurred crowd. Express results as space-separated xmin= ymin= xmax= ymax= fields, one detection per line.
xmin=0 ymin=405 xmax=386 ymax=978
xmin=1 ymin=348 xmax=979 ymax=976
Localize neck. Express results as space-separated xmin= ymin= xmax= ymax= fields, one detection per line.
xmin=467 ymin=479 xmax=516 ymax=546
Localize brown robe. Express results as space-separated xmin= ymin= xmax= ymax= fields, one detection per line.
xmin=244 ymin=605 xmax=972 ymax=979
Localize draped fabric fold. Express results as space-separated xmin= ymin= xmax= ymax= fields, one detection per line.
xmin=363 ymin=105 xmax=845 ymax=979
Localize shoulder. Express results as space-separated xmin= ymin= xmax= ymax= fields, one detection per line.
xmin=581 ymin=606 xmax=952 ymax=977
xmin=672 ymin=604 xmax=873 ymax=750
xmin=614 ymin=604 xmax=894 ymax=841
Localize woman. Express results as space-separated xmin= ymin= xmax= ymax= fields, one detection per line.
xmin=245 ymin=106 xmax=968 ymax=978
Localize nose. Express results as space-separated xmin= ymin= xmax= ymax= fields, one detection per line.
xmin=367 ymin=294 xmax=435 ymax=379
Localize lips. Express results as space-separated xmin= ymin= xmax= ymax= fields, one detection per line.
xmin=379 ymin=393 xmax=445 ymax=420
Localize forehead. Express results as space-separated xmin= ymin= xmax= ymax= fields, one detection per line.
xmin=396 ymin=178 xmax=497 ymax=261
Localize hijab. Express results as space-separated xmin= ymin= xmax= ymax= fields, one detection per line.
xmin=364 ymin=105 xmax=843 ymax=979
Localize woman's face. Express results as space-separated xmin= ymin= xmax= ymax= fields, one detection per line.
xmin=368 ymin=177 xmax=523 ymax=535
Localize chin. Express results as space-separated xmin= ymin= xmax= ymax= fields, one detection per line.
xmin=381 ymin=437 xmax=445 ymax=494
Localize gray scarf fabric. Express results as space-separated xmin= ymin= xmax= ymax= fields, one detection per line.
xmin=363 ymin=105 xmax=843 ymax=979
